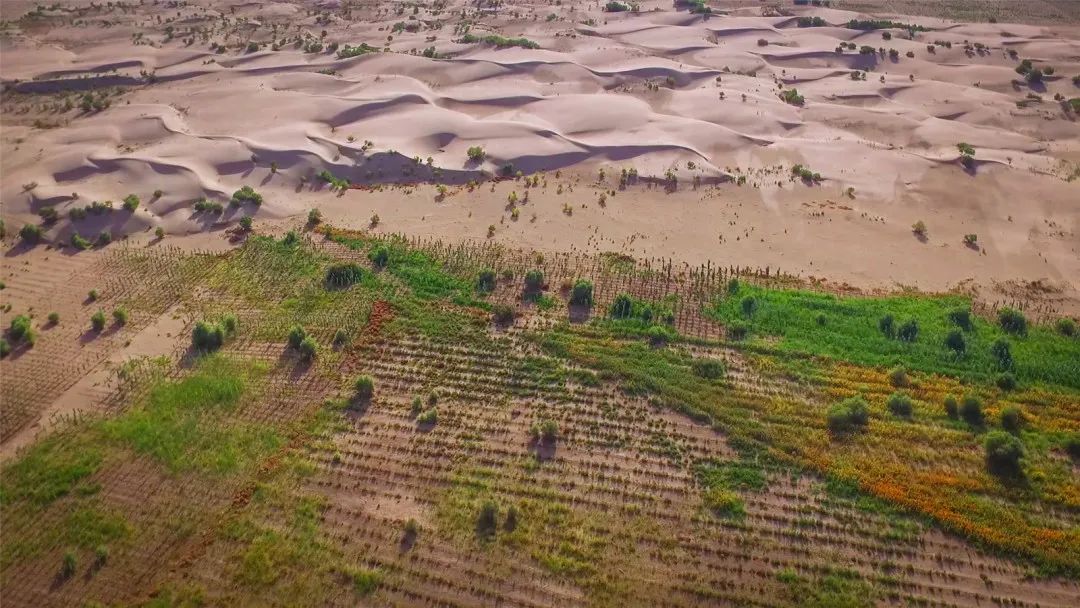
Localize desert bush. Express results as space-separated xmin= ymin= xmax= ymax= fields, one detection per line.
xmin=887 ymin=392 xmax=913 ymax=418
xmin=878 ymin=314 xmax=895 ymax=338
xmin=996 ymin=372 xmax=1017 ymax=391
xmin=610 ymin=293 xmax=634 ymax=319
xmin=740 ymin=295 xmax=757 ymax=316
xmin=960 ymin=395 xmax=983 ymax=425
xmin=727 ymin=321 xmax=749 ymax=340
xmin=477 ymin=501 xmax=499 ymax=537
xmin=985 ymin=431 xmax=1024 ymax=476
xmin=239 ymin=216 xmax=253 ymax=231
xmin=369 ymin=245 xmax=389 ymax=268
xmin=1056 ymin=317 xmax=1077 ymax=336
xmin=1000 ymin=405 xmax=1023 ymax=432
xmin=944 ymin=329 xmax=966 ymax=354
xmin=9 ymin=314 xmax=32 ymax=342
xmin=997 ymin=308 xmax=1027 ymax=336
xmin=466 ymin=146 xmax=485 ymax=161
xmin=192 ymin=320 xmax=226 ymax=352
xmin=605 ymin=1 xmax=630 ymax=11
xmin=524 ymin=269 xmax=544 ymax=291
xmin=307 ymin=208 xmax=322 ymax=225
xmin=0 ymin=339 xmax=9 ymax=358
xmin=779 ymin=88 xmax=804 ymax=106
xmin=897 ymin=319 xmax=919 ymax=342
xmin=911 ymin=220 xmax=927 ymax=237
xmin=570 ymin=279 xmax=594 ymax=307
xmin=122 ymin=194 xmax=140 ymax=211
xmin=19 ymin=223 xmax=43 ymax=242
xmin=354 ymin=375 xmax=374 ymax=401
xmin=38 ymin=206 xmax=59 ymax=223
xmin=112 ymin=308 xmax=128 ymax=326
xmin=944 ymin=395 xmax=959 ymax=419
xmin=61 ymin=552 xmax=77 ymax=579
xmin=417 ymin=408 xmax=437 ymax=425
xmin=97 ymin=230 xmax=112 ymax=246
xmin=325 ymin=263 xmax=364 ymax=288
xmin=47 ymin=312 xmax=60 ymax=325
xmin=297 ymin=336 xmax=317 ymax=360
xmin=88 ymin=289 xmax=99 ymax=301
xmin=491 ymin=304 xmax=515 ymax=325
xmin=827 ymin=396 xmax=870 ymax=434
xmin=532 ymin=419 xmax=558 ymax=444
xmin=91 ymin=310 xmax=106 ymax=332
xmin=71 ymin=233 xmax=92 ymax=250
xmin=692 ymin=358 xmax=726 ymax=380
xmin=477 ymin=269 xmax=497 ymax=293
xmin=757 ymin=38 xmax=768 ymax=47
xmin=889 ymin=365 xmax=909 ymax=387
xmin=230 ymin=185 xmax=263 ymax=206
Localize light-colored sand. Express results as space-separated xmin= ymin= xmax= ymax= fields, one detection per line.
xmin=2 ymin=0 xmax=1079 ymax=311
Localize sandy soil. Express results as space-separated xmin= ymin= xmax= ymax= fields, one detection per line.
xmin=2 ymin=0 xmax=1079 ymax=311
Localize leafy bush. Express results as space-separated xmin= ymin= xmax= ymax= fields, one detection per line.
xmin=0 ymin=339 xmax=9 ymax=358
xmin=1056 ymin=317 xmax=1077 ymax=336
xmin=897 ymin=319 xmax=919 ymax=342
xmin=460 ymin=34 xmax=540 ymax=49
xmin=19 ymin=223 xmax=43 ymax=242
xmin=887 ymin=392 xmax=913 ymax=418
xmin=193 ymin=198 xmax=224 ymax=214
xmin=325 ymin=263 xmax=364 ymax=288
xmin=569 ymin=279 xmax=594 ymax=307
xmin=48 ymin=312 xmax=60 ymax=325
xmin=492 ymin=304 xmax=515 ymax=324
xmin=960 ymin=395 xmax=983 ymax=425
xmin=997 ymin=308 xmax=1027 ymax=336
xmin=996 ymin=372 xmax=1017 ymax=391
xmin=606 ymin=1 xmax=630 ymax=11
xmin=417 ymin=408 xmax=438 ymax=425
xmin=944 ymin=395 xmax=959 ymax=419
xmin=610 ymin=293 xmax=634 ymax=319
xmin=944 ymin=329 xmax=966 ymax=354
xmin=466 ymin=146 xmax=485 ymax=161
xmin=9 ymin=314 xmax=32 ymax=342
xmin=984 ymin=431 xmax=1024 ymax=476
xmin=230 ymin=185 xmax=263 ymax=206
xmin=1000 ymin=405 xmax=1022 ymax=432
xmin=122 ymin=194 xmax=140 ymax=211
xmin=779 ymin=88 xmax=805 ymax=106
xmin=192 ymin=320 xmax=226 ymax=352
xmin=297 ymin=336 xmax=317 ymax=360
xmin=889 ymin=366 xmax=909 ymax=387
xmin=691 ymin=358 xmax=726 ymax=380
xmin=287 ymin=325 xmax=308 ymax=350
xmin=948 ymin=308 xmax=972 ymax=331
xmin=354 ymin=375 xmax=374 ymax=401
xmin=239 ymin=216 xmax=253 ymax=231
xmin=477 ymin=269 xmax=497 ymax=293
xmin=990 ymin=338 xmax=1012 ymax=369
xmin=112 ymin=308 xmax=128 ymax=326
xmin=91 ymin=310 xmax=107 ymax=332
xmin=524 ymin=269 xmax=544 ymax=292
xmin=827 ymin=396 xmax=870 ymax=434
xmin=367 ymin=245 xmax=390 ymax=269
xmin=337 ymin=43 xmax=378 ymax=59
xmin=307 ymin=208 xmax=322 ymax=225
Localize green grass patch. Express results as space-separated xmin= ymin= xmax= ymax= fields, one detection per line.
xmin=776 ymin=567 xmax=878 ymax=608
xmin=707 ymin=284 xmax=1080 ymax=390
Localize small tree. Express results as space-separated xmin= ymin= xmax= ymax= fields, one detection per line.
xmin=887 ymin=392 xmax=913 ymax=418
xmin=827 ymin=396 xmax=870 ymax=434
xmin=569 ymin=279 xmax=594 ymax=307
xmin=984 ymin=431 xmax=1023 ymax=476
xmin=960 ymin=395 xmax=983 ymax=425
xmin=354 ymin=375 xmax=374 ymax=401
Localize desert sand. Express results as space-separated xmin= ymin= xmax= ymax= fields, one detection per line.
xmin=2 ymin=0 xmax=1078 ymax=309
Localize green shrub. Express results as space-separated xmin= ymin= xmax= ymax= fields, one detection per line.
xmin=878 ymin=314 xmax=895 ymax=338
xmin=354 ymin=375 xmax=374 ymax=401
xmin=740 ymin=295 xmax=757 ymax=316
xmin=1000 ymin=405 xmax=1023 ymax=432
xmin=691 ymin=358 xmax=725 ymax=380
xmin=192 ymin=320 xmax=226 ymax=352
xmin=9 ymin=314 xmax=32 ymax=342
xmin=827 ymin=396 xmax=870 ymax=434
xmin=71 ymin=233 xmax=92 ymax=250
xmin=333 ymin=328 xmax=349 ymax=346
xmin=112 ymin=308 xmax=128 ymax=326
xmin=727 ymin=321 xmax=748 ymax=340
xmin=287 ymin=325 xmax=308 ymax=349
xmin=888 ymin=366 xmax=909 ymax=388
xmin=944 ymin=395 xmax=959 ymax=419
xmin=122 ymin=194 xmax=140 ymax=211
xmin=896 ymin=319 xmax=919 ymax=342
xmin=524 ymin=269 xmax=544 ymax=292
xmin=61 ymin=551 xmax=77 ymax=578
xmin=0 ymin=339 xmax=9 ymax=358
xmin=984 ymin=431 xmax=1024 ymax=476
xmin=466 ymin=146 xmax=485 ymax=161
xmin=887 ymin=392 xmax=913 ymax=418
xmin=997 ymin=307 xmax=1027 ymax=336
xmin=325 ymin=263 xmax=364 ymax=288
xmin=948 ymin=308 xmax=972 ymax=330
xmin=48 ymin=312 xmax=60 ymax=325
xmin=610 ymin=293 xmax=634 ymax=319
xmin=944 ymin=329 xmax=966 ymax=354
xmin=996 ymin=372 xmax=1017 ymax=391
xmin=417 ymin=407 xmax=438 ymax=425
xmin=960 ymin=395 xmax=983 ymax=425
xmin=369 ymin=245 xmax=389 ymax=268
xmin=19 ymin=223 xmax=43 ymax=242
xmin=1065 ymin=435 xmax=1080 ymax=460
xmin=298 ymin=336 xmax=317 ymax=360
xmin=91 ymin=310 xmax=106 ymax=332
xmin=570 ymin=279 xmax=594 ymax=307
xmin=307 ymin=208 xmax=322 ymax=224
xmin=239 ymin=216 xmax=253 ymax=231
xmin=1054 ymin=317 xmax=1076 ymax=337
xmin=222 ymin=314 xmax=238 ymax=335
xmin=477 ymin=269 xmax=497 ymax=292
xmin=492 ymin=304 xmax=515 ymax=324
xmin=989 ymin=338 xmax=1012 ymax=370
xmin=230 ymin=185 xmax=263 ymax=206
xmin=477 ymin=500 xmax=499 ymax=537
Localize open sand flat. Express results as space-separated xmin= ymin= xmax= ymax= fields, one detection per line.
xmin=2 ymin=0 xmax=1079 ymax=312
